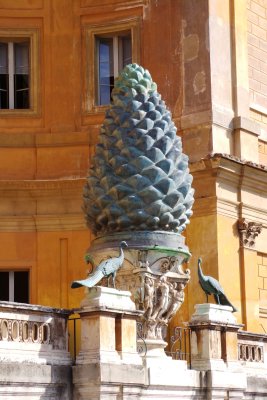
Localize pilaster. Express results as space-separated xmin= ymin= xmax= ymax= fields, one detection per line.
xmin=238 ymin=219 xmax=263 ymax=331
xmin=181 ymin=0 xmax=260 ymax=164
xmin=188 ymin=155 xmax=267 ymax=332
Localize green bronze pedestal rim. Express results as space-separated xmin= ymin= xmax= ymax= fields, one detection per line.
xmin=89 ymin=230 xmax=191 ymax=260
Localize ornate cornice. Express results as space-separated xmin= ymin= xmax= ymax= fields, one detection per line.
xmin=205 ymin=152 xmax=267 ymax=172
xmin=190 ymin=153 xmax=267 ymax=174
xmin=190 ymin=155 xmax=267 ymax=223
xmin=237 ymin=218 xmax=263 ymax=249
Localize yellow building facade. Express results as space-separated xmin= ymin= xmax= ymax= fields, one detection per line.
xmin=0 ymin=0 xmax=267 ymax=334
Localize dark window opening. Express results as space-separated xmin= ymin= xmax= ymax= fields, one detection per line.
xmin=0 ymin=271 xmax=29 ymax=303
xmin=0 ymin=272 xmax=9 ymax=301
xmin=97 ymin=33 xmax=132 ymax=106
xmin=0 ymin=40 xmax=30 ymax=110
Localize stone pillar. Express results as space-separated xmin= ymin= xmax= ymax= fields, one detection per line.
xmin=180 ymin=0 xmax=261 ymax=164
xmin=75 ymin=286 xmax=141 ymax=364
xmin=231 ymin=0 xmax=260 ymax=162
xmin=72 ymin=287 xmax=145 ymax=400
xmin=189 ymin=304 xmax=242 ymax=371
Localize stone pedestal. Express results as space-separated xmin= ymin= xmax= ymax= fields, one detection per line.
xmin=86 ymin=231 xmax=191 ymax=356
xmin=76 ymin=286 xmax=142 ymax=365
xmin=189 ymin=304 xmax=242 ymax=371
xmin=72 ymin=296 xmax=252 ymax=399
xmin=73 ymin=287 xmax=145 ymax=400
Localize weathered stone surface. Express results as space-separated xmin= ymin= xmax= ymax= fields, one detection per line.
xmin=80 ymin=286 xmax=136 ymax=311
xmin=190 ymin=303 xmax=237 ymax=325
xmin=189 ymin=304 xmax=242 ymax=372
xmin=0 ymin=363 xmax=72 ymax=400
xmin=0 ymin=302 xmax=72 ymax=399
xmin=75 ymin=287 xmax=142 ymax=366
xmin=0 ymin=301 xmax=71 ymax=365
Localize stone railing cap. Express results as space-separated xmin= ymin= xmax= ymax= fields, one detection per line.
xmin=0 ymin=301 xmax=72 ymax=317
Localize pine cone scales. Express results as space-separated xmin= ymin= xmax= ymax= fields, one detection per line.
xmin=83 ymin=64 xmax=194 ymax=235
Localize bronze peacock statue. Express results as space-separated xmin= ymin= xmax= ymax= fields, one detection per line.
xmin=198 ymin=258 xmax=237 ymax=312
xmin=71 ymin=241 xmax=128 ymax=289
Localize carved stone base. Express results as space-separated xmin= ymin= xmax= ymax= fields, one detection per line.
xmin=141 ymin=338 xmax=168 ymax=358
xmin=85 ymin=231 xmax=191 ymax=352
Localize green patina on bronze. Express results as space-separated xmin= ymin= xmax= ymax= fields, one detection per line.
xmin=83 ymin=63 xmax=194 ymax=236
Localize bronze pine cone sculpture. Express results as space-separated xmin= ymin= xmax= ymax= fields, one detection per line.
xmin=83 ymin=64 xmax=194 ymax=235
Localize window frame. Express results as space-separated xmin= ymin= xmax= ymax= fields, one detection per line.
xmin=84 ymin=18 xmax=141 ymax=114
xmin=0 ymin=28 xmax=40 ymax=116
xmin=96 ymin=32 xmax=132 ymax=106
xmin=0 ymin=270 xmax=30 ymax=303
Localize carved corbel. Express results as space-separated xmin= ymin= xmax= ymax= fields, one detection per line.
xmin=238 ymin=218 xmax=263 ymax=249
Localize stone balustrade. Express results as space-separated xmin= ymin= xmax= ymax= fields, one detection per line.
xmin=0 ymin=301 xmax=72 ymax=399
xmin=238 ymin=330 xmax=267 ymax=365
xmin=0 ymin=301 xmax=72 ymax=365
xmin=0 ymin=317 xmax=51 ymax=344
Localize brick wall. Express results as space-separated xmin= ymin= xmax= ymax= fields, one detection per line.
xmin=247 ymin=1 xmax=267 ymax=162
xmin=258 ymin=252 xmax=267 ymax=307
xmin=247 ymin=0 xmax=267 ymax=111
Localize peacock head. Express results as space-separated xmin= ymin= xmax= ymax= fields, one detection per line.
xmin=120 ymin=241 xmax=128 ymax=249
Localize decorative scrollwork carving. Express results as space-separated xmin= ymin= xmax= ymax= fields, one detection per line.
xmin=136 ymin=322 xmax=147 ymax=356
xmin=136 ymin=250 xmax=150 ymax=270
xmin=238 ymin=218 xmax=263 ymax=248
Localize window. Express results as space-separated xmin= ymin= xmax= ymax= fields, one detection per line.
xmin=97 ymin=33 xmax=132 ymax=105
xmin=0 ymin=40 xmax=30 ymax=109
xmin=0 ymin=271 xmax=29 ymax=303
xmin=85 ymin=18 xmax=140 ymax=113
xmin=0 ymin=28 xmax=40 ymax=115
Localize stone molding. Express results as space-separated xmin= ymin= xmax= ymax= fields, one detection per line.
xmin=233 ymin=116 xmax=261 ymax=137
xmin=192 ymin=196 xmax=240 ymax=219
xmin=0 ymin=178 xmax=87 ymax=232
xmin=0 ymin=178 xmax=85 ymax=191
xmin=190 ymin=155 xmax=267 ymax=223
xmin=80 ymin=0 xmax=146 ymax=8
xmin=237 ymin=218 xmax=263 ymax=249
xmin=259 ymin=307 xmax=267 ymax=318
xmin=190 ymin=153 xmax=267 ymax=173
xmin=207 ymin=152 xmax=267 ymax=172
xmin=0 ymin=131 xmax=98 ymax=147
xmin=180 ymin=107 xmax=234 ymax=131
xmin=180 ymin=109 xmax=261 ymax=137
xmin=240 ymin=204 xmax=267 ymax=228
xmin=0 ymin=214 xmax=86 ymax=232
